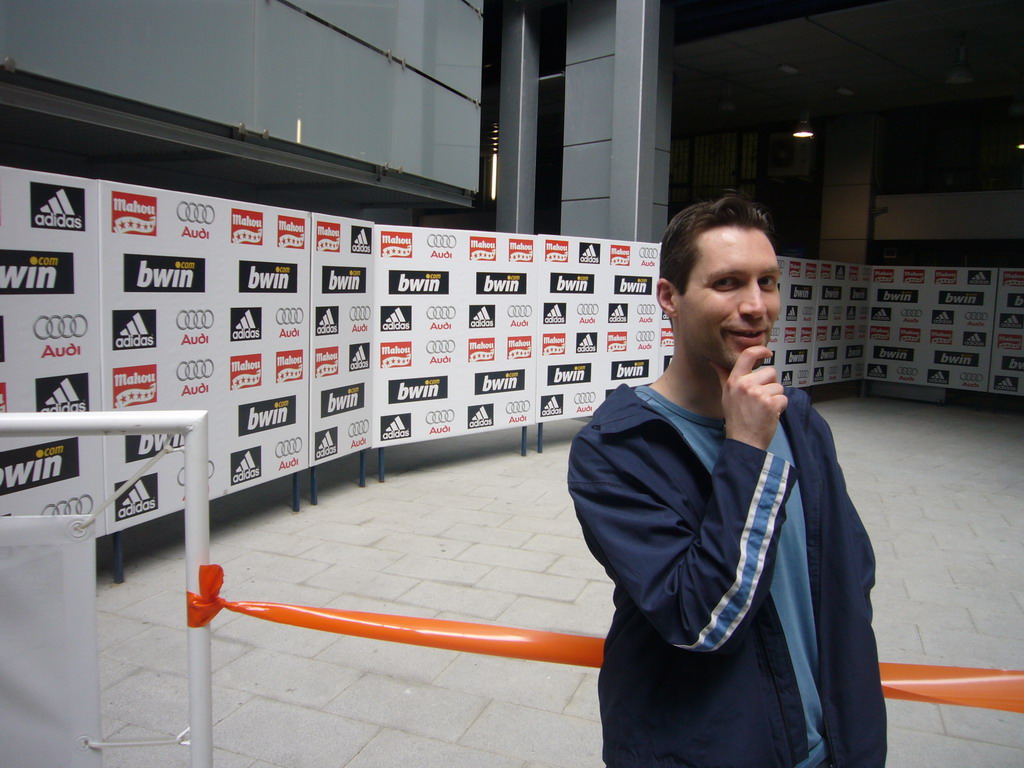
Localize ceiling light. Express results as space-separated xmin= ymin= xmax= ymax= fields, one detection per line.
xmin=779 ymin=64 xmax=799 ymax=75
xmin=945 ymin=35 xmax=974 ymax=85
xmin=793 ymin=110 xmax=814 ymax=139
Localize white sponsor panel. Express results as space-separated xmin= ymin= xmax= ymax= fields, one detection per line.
xmin=309 ymin=215 xmax=375 ymax=463
xmin=989 ymin=269 xmax=1024 ymax=396
xmin=0 ymin=167 xmax=105 ymax=531
xmin=100 ymin=182 xmax=310 ymax=531
xmin=813 ymin=262 xmax=867 ymax=384
xmin=772 ymin=257 xmax=817 ymax=389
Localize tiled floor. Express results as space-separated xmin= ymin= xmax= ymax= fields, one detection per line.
xmin=93 ymin=391 xmax=1024 ymax=767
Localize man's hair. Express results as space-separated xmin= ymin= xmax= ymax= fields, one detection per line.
xmin=659 ymin=192 xmax=775 ymax=293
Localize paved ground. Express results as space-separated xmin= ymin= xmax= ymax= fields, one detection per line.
xmin=93 ymin=390 xmax=1024 ymax=767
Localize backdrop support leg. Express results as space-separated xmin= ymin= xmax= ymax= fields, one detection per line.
xmin=292 ymin=473 xmax=300 ymax=512
xmin=112 ymin=531 xmax=124 ymax=584
xmin=310 ymin=465 xmax=318 ymax=505
xmin=359 ymin=449 xmax=367 ymax=487
xmin=537 ymin=422 xmax=544 ymax=453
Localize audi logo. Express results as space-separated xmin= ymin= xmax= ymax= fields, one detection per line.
xmin=577 ymin=303 xmax=599 ymax=316
xmin=638 ymin=246 xmax=658 ymax=259
xmin=900 ymin=309 xmax=923 ymax=318
xmin=505 ymin=400 xmax=532 ymax=414
xmin=33 ymin=314 xmax=88 ymax=340
xmin=961 ymin=373 xmax=984 ymax=382
xmin=573 ymin=392 xmax=597 ymax=405
xmin=176 ymin=201 xmax=215 ymax=225
xmin=275 ymin=438 xmax=303 ymax=458
xmin=426 ymin=339 xmax=456 ymax=354
xmin=177 ymin=461 xmax=215 ymax=486
xmin=635 ymin=330 xmax=656 ymax=342
xmin=896 ymin=367 xmax=918 ymax=376
xmin=426 ymin=305 xmax=456 ymax=320
xmin=276 ymin=307 xmax=304 ymax=325
xmin=507 ymin=305 xmax=533 ymax=318
xmin=350 ymin=305 xmax=371 ymax=321
xmin=425 ymin=409 xmax=456 ymax=424
xmin=637 ymin=304 xmax=657 ymax=316
xmin=348 ymin=419 xmax=370 ymax=438
xmin=41 ymin=495 xmax=94 ymax=516
xmin=965 ymin=312 xmax=989 ymax=321
xmin=176 ymin=359 xmax=215 ymax=381
xmin=426 ymin=233 xmax=457 ymax=249
xmin=176 ymin=309 xmax=214 ymax=330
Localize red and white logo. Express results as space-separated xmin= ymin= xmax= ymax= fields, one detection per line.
xmin=845 ymin=325 xmax=856 ymax=340
xmin=934 ymin=270 xmax=958 ymax=285
xmin=113 ymin=364 xmax=157 ymax=408
xmin=800 ymin=327 xmax=812 ymax=343
xmin=230 ymin=354 xmax=262 ymax=390
xmin=1002 ymin=271 xmax=1024 ymax=287
xmin=819 ymin=263 xmax=833 ymax=280
xmin=276 ymin=349 xmax=303 ymax=383
xmin=784 ymin=327 xmax=797 ymax=344
xmin=931 ymin=329 xmax=953 ymax=345
xmin=610 ymin=245 xmax=630 ymax=266
xmin=380 ymin=341 xmax=412 ymax=368
xmin=470 ymin=236 xmax=497 ymax=262
xmin=816 ymin=326 xmax=828 ymax=342
xmin=314 ymin=220 xmax=340 ymax=252
xmin=870 ymin=326 xmax=890 ymax=340
xmin=873 ymin=268 xmax=894 ymax=283
xmin=468 ymin=338 xmax=495 ymax=363
xmin=380 ymin=230 xmax=413 ymax=258
xmin=509 ymin=238 xmax=534 ymax=263
xmin=507 ymin=336 xmax=532 ymax=360
xmin=661 ymin=326 xmax=674 ymax=348
xmin=314 ymin=346 xmax=340 ymax=377
xmin=545 ymin=239 xmax=569 ymax=263
xmin=111 ymin=191 xmax=157 ymax=236
xmin=804 ymin=262 xmax=817 ymax=280
xmin=278 ymin=215 xmax=306 ymax=249
xmin=0 ymin=382 xmax=6 ymax=412
xmin=231 ymin=208 xmax=264 ymax=245
xmin=788 ymin=261 xmax=802 ymax=278
xmin=903 ymin=269 xmax=925 ymax=284
xmin=899 ymin=327 xmax=921 ymax=343
xmin=998 ymin=333 xmax=1023 ymax=350
xmin=607 ymin=331 xmax=628 ymax=353
xmin=542 ymin=333 xmax=565 ymax=355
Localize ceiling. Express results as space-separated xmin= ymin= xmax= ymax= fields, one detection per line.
xmin=669 ymin=0 xmax=1024 ymax=135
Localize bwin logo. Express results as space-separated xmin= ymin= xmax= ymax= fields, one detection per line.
xmin=323 ymin=384 xmax=365 ymax=415
xmin=475 ymin=370 xmax=525 ymax=394
xmin=125 ymin=254 xmax=205 ymax=292
xmin=381 ymin=414 xmax=412 ymax=441
xmin=611 ymin=360 xmax=649 ymax=380
xmin=115 ymin=474 xmax=158 ymax=520
xmin=550 ymin=274 xmax=594 ymax=293
xmin=0 ymin=439 xmax=80 ymax=495
xmin=389 ymin=377 xmax=448 ymax=403
xmin=351 ymin=226 xmax=372 ymax=254
xmin=467 ymin=404 xmax=495 ymax=430
xmin=323 ymin=266 xmax=366 ymax=294
xmin=231 ymin=448 xmax=262 ymax=485
xmin=240 ymin=261 xmax=297 ymax=293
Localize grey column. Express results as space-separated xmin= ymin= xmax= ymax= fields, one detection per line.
xmin=496 ymin=0 xmax=539 ymax=233
xmin=819 ymin=114 xmax=881 ymax=263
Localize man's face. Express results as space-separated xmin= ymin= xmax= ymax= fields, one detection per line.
xmin=665 ymin=225 xmax=780 ymax=373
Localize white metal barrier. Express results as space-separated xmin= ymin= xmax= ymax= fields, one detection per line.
xmin=0 ymin=411 xmax=212 ymax=768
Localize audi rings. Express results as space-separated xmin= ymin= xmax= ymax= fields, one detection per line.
xmin=176 ymin=359 xmax=215 ymax=381
xmin=176 ymin=309 xmax=214 ymax=330
xmin=426 ymin=339 xmax=456 ymax=354
xmin=41 ymin=495 xmax=94 ymax=516
xmin=637 ymin=303 xmax=657 ymax=316
xmin=961 ymin=373 xmax=984 ymax=383
xmin=573 ymin=392 xmax=597 ymax=405
xmin=965 ymin=312 xmax=989 ymax=321
xmin=507 ymin=304 xmax=533 ymax=318
xmin=34 ymin=314 xmax=88 ymax=340
xmin=426 ymin=233 xmax=457 ymax=249
xmin=638 ymin=246 xmax=658 ymax=260
xmin=505 ymin=400 xmax=531 ymax=415
xmin=896 ymin=367 xmax=918 ymax=376
xmin=348 ymin=420 xmax=370 ymax=438
xmin=425 ymin=409 xmax=455 ymax=425
xmin=426 ymin=305 xmax=456 ymax=320
xmin=901 ymin=309 xmax=923 ymax=318
xmin=350 ymin=305 xmax=371 ymax=321
xmin=635 ymin=330 xmax=656 ymax=343
xmin=177 ymin=461 xmax=215 ymax=486
xmin=276 ymin=307 xmax=304 ymax=325
xmin=576 ymin=303 xmax=599 ymax=316
xmin=177 ymin=201 xmax=215 ymax=225
xmin=275 ymin=438 xmax=303 ymax=458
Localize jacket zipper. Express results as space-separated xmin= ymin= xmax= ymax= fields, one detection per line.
xmin=758 ymin=616 xmax=798 ymax=768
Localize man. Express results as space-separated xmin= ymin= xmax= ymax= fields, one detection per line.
xmin=568 ymin=193 xmax=886 ymax=768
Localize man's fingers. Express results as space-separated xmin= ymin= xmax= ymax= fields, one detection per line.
xmin=730 ymin=346 xmax=771 ymax=379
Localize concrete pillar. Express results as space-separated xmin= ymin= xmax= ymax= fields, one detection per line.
xmin=819 ymin=114 xmax=881 ymax=263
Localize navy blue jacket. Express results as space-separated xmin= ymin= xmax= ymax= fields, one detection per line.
xmin=568 ymin=385 xmax=886 ymax=768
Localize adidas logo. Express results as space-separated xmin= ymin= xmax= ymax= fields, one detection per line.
xmin=928 ymin=370 xmax=949 ymax=385
xmin=994 ymin=376 xmax=1018 ymax=392
xmin=350 ymin=344 xmax=369 ymax=371
xmin=315 ymin=429 xmax=338 ymax=459
xmin=963 ymin=333 xmax=985 ymax=347
xmin=115 ymin=476 xmax=158 ymax=520
xmin=114 ymin=310 xmax=156 ymax=349
xmin=608 ymin=305 xmax=627 ymax=323
xmin=351 ymin=226 xmax=372 ymax=254
xmin=576 ymin=334 xmax=597 ymax=353
xmin=231 ymin=450 xmax=261 ymax=484
xmin=317 ymin=308 xmax=339 ymax=335
xmin=968 ymin=271 xmax=991 ymax=285
xmin=381 ymin=415 xmax=411 ymax=441
xmin=31 ymin=184 xmax=84 ymax=231
xmin=544 ymin=304 xmax=566 ymax=325
xmin=867 ymin=365 xmax=886 ymax=378
xmin=579 ymin=242 xmax=600 ymax=264
xmin=467 ymin=405 xmax=493 ymax=429
xmin=40 ymin=376 xmax=87 ymax=412
xmin=540 ymin=396 xmax=563 ymax=417
xmin=932 ymin=311 xmax=953 ymax=325
xmin=470 ymin=305 xmax=494 ymax=328
xmin=1000 ymin=314 xmax=1023 ymax=329
xmin=381 ymin=307 xmax=411 ymax=332
xmin=232 ymin=309 xmax=261 ymax=340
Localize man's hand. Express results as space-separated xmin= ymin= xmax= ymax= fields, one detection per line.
xmin=711 ymin=346 xmax=788 ymax=450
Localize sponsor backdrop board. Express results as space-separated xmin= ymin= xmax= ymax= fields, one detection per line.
xmin=373 ymin=226 xmax=538 ymax=447
xmin=990 ymin=269 xmax=1024 ymax=396
xmin=773 ymin=257 xmax=818 ymax=388
xmin=0 ymin=168 xmax=105 ymax=527
xmin=867 ymin=267 xmax=996 ymax=391
xmin=309 ymin=214 xmax=376 ymax=463
xmin=813 ymin=262 xmax=869 ymax=384
xmin=99 ymin=181 xmax=310 ymax=532
xmin=601 ymin=239 xmax=659 ymax=399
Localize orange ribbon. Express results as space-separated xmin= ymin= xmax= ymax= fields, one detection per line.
xmin=188 ymin=564 xmax=1024 ymax=713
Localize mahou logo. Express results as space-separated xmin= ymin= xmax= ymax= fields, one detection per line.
xmin=111 ymin=191 xmax=157 ymax=235
xmin=278 ymin=215 xmax=306 ymax=249
xmin=230 ymin=354 xmax=262 ymax=390
xmin=314 ymin=220 xmax=340 ymax=252
xmin=934 ymin=270 xmax=958 ymax=285
xmin=231 ymin=208 xmax=264 ymax=245
xmin=903 ymin=269 xmax=925 ymax=284
xmin=380 ymin=341 xmax=413 ymax=368
xmin=509 ymin=238 xmax=534 ymax=263
xmin=545 ymin=239 xmax=569 ymax=262
xmin=112 ymin=364 xmax=157 ymax=408
xmin=314 ymin=347 xmax=339 ymax=377
xmin=873 ymin=268 xmax=894 ymax=283
xmin=507 ymin=336 xmax=532 ymax=360
xmin=469 ymin=337 xmax=495 ymax=363
xmin=276 ymin=349 xmax=304 ymax=383
xmin=470 ymin=236 xmax=497 ymax=261
xmin=380 ymin=230 xmax=413 ymax=258
xmin=661 ymin=327 xmax=674 ymax=348
xmin=610 ymin=244 xmax=630 ymax=266
xmin=607 ymin=331 xmax=628 ymax=353
xmin=1002 ymin=271 xmax=1024 ymax=287
xmin=542 ymin=333 xmax=565 ymax=355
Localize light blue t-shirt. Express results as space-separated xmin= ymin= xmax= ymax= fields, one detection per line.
xmin=636 ymin=386 xmax=827 ymax=768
